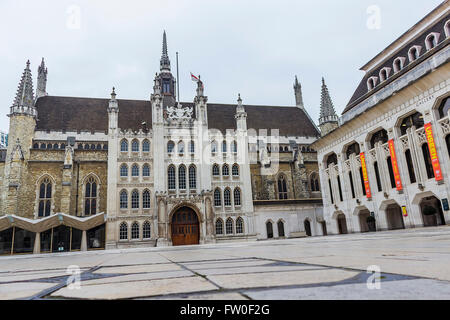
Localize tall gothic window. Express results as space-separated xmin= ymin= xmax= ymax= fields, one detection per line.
xmin=359 ymin=167 xmax=366 ymax=196
xmin=310 ymin=173 xmax=320 ymax=192
xmin=277 ymin=220 xmax=285 ymax=237
xmin=178 ymin=141 xmax=185 ymax=154
xmin=266 ymin=221 xmax=274 ymax=238
xmin=211 ymin=141 xmax=218 ymax=154
xmin=120 ymin=139 xmax=128 ymax=152
xmin=168 ymin=165 xmax=176 ymax=190
xmin=142 ymin=164 xmax=150 ymax=177
xmin=142 ymin=140 xmax=150 ymax=152
xmin=326 ymin=153 xmax=338 ymax=167
xmin=328 ymin=179 xmax=334 ymax=204
xmin=189 ymin=165 xmax=196 ymax=189
xmin=373 ymin=161 xmax=382 ymax=192
xmin=224 ymin=188 xmax=232 ymax=207
xmin=167 ymin=141 xmax=175 ymax=153
xmin=120 ymin=190 xmax=128 ymax=209
xmin=422 ymin=144 xmax=435 ymax=179
xmin=214 ymin=188 xmax=221 ymax=207
xmin=143 ymin=221 xmax=151 ymax=239
xmin=232 ymin=141 xmax=237 ymax=153
xmin=119 ymin=222 xmax=128 ymax=240
xmin=38 ymin=178 xmax=52 ymax=217
xmin=345 ymin=142 xmax=360 ymax=159
xmin=212 ymin=164 xmax=220 ymax=176
xmin=131 ymin=222 xmax=140 ymax=240
xmin=131 ymin=164 xmax=139 ymax=177
xmin=84 ymin=176 xmax=97 ymax=215
xmin=278 ymin=175 xmax=288 ymax=199
xmin=370 ymin=129 xmax=388 ymax=149
xmin=337 ymin=176 xmax=343 ymax=202
xmin=236 ymin=217 xmax=244 ymax=234
xmin=348 ymin=172 xmax=356 ymax=199
xmin=405 ymin=150 xmax=416 ymax=183
xmin=143 ymin=190 xmax=151 ymax=209
xmin=386 ymin=157 xmax=396 ymax=189
xmin=189 ymin=141 xmax=195 ymax=153
xmin=120 ymin=164 xmax=128 ymax=177
xmin=222 ymin=141 xmax=227 ymax=153
xmin=178 ymin=165 xmax=186 ymax=190
xmin=131 ymin=190 xmax=139 ymax=209
xmin=226 ymin=218 xmax=233 ymax=234
xmin=400 ymin=112 xmax=424 ymax=135
xmin=234 ymin=188 xmax=241 ymax=206
xmin=232 ymin=164 xmax=239 ymax=176
xmin=132 ymin=140 xmax=139 ymax=152
xmin=215 ymin=219 xmax=224 ymax=235
xmin=222 ymin=164 xmax=229 ymax=176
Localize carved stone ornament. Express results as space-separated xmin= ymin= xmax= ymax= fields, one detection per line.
xmin=166 ymin=103 xmax=193 ymax=121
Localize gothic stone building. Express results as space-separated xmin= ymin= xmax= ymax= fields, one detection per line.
xmin=311 ymin=3 xmax=450 ymax=235
xmin=0 ymin=33 xmax=323 ymax=254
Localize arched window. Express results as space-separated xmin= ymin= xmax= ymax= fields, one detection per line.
xmin=33 ymin=143 xmax=39 ymax=149
xmin=438 ymin=97 xmax=450 ymax=119
xmin=222 ymin=141 xmax=227 ymax=153
xmin=236 ymin=217 xmax=244 ymax=234
xmin=40 ymin=143 xmax=46 ymax=149
xmin=310 ymin=173 xmax=320 ymax=192
xmin=178 ymin=165 xmax=186 ymax=189
xmin=54 ymin=143 xmax=59 ymax=149
xmin=405 ymin=149 xmax=416 ymax=183
xmin=84 ymin=176 xmax=98 ymax=215
xmin=61 ymin=143 xmax=66 ymax=149
xmin=379 ymin=68 xmax=390 ymax=82
xmin=143 ymin=221 xmax=151 ymax=239
xmin=232 ymin=164 xmax=239 ymax=176
xmin=142 ymin=140 xmax=150 ymax=152
xmin=211 ymin=141 xmax=218 ymax=154
xmin=38 ymin=177 xmax=52 ymax=217
xmin=189 ymin=141 xmax=195 ymax=153
xmin=408 ymin=46 xmax=421 ymax=63
xmin=232 ymin=141 xmax=237 ymax=153
xmin=214 ymin=188 xmax=221 ymax=207
xmin=212 ymin=164 xmax=220 ymax=176
xmin=142 ymin=164 xmax=150 ymax=177
xmin=222 ymin=164 xmax=230 ymax=176
xmin=131 ymin=139 xmax=139 ymax=152
xmin=167 ymin=141 xmax=175 ymax=153
xmin=96 ymin=144 xmax=101 ymax=150
xmin=47 ymin=143 xmax=52 ymax=149
xmin=277 ymin=220 xmax=285 ymax=237
xmin=393 ymin=57 xmax=404 ymax=73
xmin=131 ymin=190 xmax=139 ymax=209
xmin=143 ymin=190 xmax=151 ymax=209
xmin=367 ymin=77 xmax=377 ymax=91
xmin=119 ymin=222 xmax=128 ymax=240
xmin=131 ymin=222 xmax=139 ymax=240
xmin=266 ymin=221 xmax=274 ymax=238
xmin=373 ymin=161 xmax=382 ymax=192
xmin=277 ymin=175 xmax=288 ymax=199
xmin=178 ymin=141 xmax=185 ymax=154
xmin=345 ymin=142 xmax=360 ymax=159
xmin=445 ymin=20 xmax=450 ymax=38
xmin=226 ymin=218 xmax=233 ymax=234
xmin=234 ymin=188 xmax=241 ymax=206
xmin=370 ymin=129 xmax=388 ymax=149
xmin=120 ymin=190 xmax=128 ymax=209
xmin=224 ymin=188 xmax=232 ymax=207
xmin=422 ymin=144 xmax=435 ymax=179
xmin=326 ymin=153 xmax=338 ymax=167
xmin=120 ymin=164 xmax=128 ymax=177
xmin=131 ymin=164 xmax=139 ymax=177
xmin=215 ymin=219 xmax=224 ymax=235
xmin=189 ymin=165 xmax=196 ymax=189
xmin=425 ymin=33 xmax=439 ymax=51
xmin=120 ymin=139 xmax=128 ymax=152
xmin=400 ymin=112 xmax=424 ymax=135
xmin=168 ymin=165 xmax=176 ymax=190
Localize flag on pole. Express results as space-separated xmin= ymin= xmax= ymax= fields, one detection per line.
xmin=191 ymin=73 xmax=203 ymax=88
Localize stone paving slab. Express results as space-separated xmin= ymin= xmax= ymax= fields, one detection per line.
xmin=148 ymin=292 xmax=248 ymax=300
xmin=81 ymin=270 xmax=194 ymax=286
xmin=99 ymin=252 xmax=170 ymax=266
xmin=93 ymin=263 xmax=181 ymax=274
xmin=0 ymin=282 xmax=56 ymax=300
xmin=192 ymin=264 xmax=327 ymax=276
xmin=207 ymin=269 xmax=359 ymax=289
xmin=51 ymin=276 xmax=219 ymax=299
xmin=182 ymin=259 xmax=273 ymax=269
xmin=243 ymin=279 xmax=450 ymax=300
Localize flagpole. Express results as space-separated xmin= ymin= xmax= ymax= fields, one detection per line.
xmin=176 ymin=52 xmax=180 ymax=104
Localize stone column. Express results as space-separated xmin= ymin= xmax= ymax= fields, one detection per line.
xmin=33 ymin=232 xmax=40 ymax=254
xmin=81 ymin=230 xmax=87 ymax=251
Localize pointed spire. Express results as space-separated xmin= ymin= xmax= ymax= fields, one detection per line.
xmin=11 ymin=60 xmax=35 ymax=116
xmin=319 ymin=77 xmax=338 ymax=123
xmin=294 ymin=75 xmax=304 ymax=108
xmin=108 ymin=86 xmax=119 ymax=112
xmin=111 ymin=87 xmax=116 ymax=100
xmin=36 ymin=58 xmax=48 ymax=99
xmin=160 ymin=30 xmax=171 ymax=72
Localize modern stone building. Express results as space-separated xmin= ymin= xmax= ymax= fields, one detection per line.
xmin=0 ymin=32 xmax=324 ymax=254
xmin=311 ymin=3 xmax=450 ymax=235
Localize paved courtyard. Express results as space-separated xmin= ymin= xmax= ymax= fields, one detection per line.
xmin=1 ymin=226 xmax=450 ymax=300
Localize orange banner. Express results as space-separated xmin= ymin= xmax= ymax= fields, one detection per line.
xmin=424 ymin=123 xmax=443 ymax=181
xmin=360 ymin=152 xmax=372 ymax=199
xmin=388 ymin=139 xmax=403 ymax=191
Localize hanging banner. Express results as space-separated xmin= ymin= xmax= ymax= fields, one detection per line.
xmin=360 ymin=152 xmax=372 ymax=199
xmin=388 ymin=139 xmax=403 ymax=191
xmin=424 ymin=123 xmax=443 ymax=182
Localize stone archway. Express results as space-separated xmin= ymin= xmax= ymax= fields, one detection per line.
xmin=170 ymin=206 xmax=200 ymax=246
xmin=358 ymin=209 xmax=372 ymax=233
xmin=386 ymin=203 xmax=405 ymax=230
xmin=419 ymin=196 xmax=446 ymax=227
xmin=337 ymin=214 xmax=348 ymax=234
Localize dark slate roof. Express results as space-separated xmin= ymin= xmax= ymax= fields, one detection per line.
xmin=344 ymin=12 xmax=450 ymax=114
xmin=34 ymin=96 xmax=319 ymax=137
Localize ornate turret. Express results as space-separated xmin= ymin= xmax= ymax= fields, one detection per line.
xmin=319 ymin=77 xmax=339 ymax=136
xmin=10 ymin=60 xmax=36 ymax=117
xmin=36 ymin=58 xmax=48 ymax=99
xmin=235 ymin=94 xmax=247 ymax=131
xmin=108 ymin=87 xmax=119 ymax=131
xmin=294 ymin=76 xmax=304 ymax=108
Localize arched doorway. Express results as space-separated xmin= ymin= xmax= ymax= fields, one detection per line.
xmin=171 ymin=207 xmax=200 ymax=246
xmin=358 ymin=210 xmax=371 ymax=233
xmin=337 ymin=214 xmax=348 ymax=234
xmin=386 ymin=204 xmax=405 ymax=230
xmin=419 ymin=196 xmax=446 ymax=227
xmin=304 ymin=219 xmax=312 ymax=236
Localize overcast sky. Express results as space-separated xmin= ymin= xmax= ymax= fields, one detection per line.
xmin=0 ymin=0 xmax=444 ymax=132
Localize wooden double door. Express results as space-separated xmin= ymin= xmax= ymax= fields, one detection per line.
xmin=171 ymin=207 xmax=200 ymax=246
